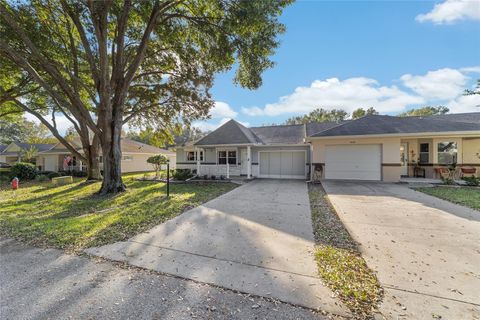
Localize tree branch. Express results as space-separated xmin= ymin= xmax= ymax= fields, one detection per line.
xmin=13 ymin=99 xmax=86 ymax=162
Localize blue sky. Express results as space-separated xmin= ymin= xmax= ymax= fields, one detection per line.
xmin=195 ymin=0 xmax=480 ymax=130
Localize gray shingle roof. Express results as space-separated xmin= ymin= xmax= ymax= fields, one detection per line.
xmin=0 ymin=145 xmax=7 ymax=153
xmin=250 ymin=124 xmax=305 ymax=144
xmin=16 ymin=143 xmax=56 ymax=152
xmin=410 ymin=112 xmax=480 ymax=124
xmin=194 ymin=120 xmax=261 ymax=146
xmin=120 ymin=138 xmax=175 ymax=155
xmin=305 ymin=121 xmax=347 ymax=137
xmin=311 ymin=114 xmax=480 ymax=137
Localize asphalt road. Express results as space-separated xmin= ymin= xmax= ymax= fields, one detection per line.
xmin=0 ymin=238 xmax=337 ymax=320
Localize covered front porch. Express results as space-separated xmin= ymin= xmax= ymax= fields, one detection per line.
xmin=176 ymin=144 xmax=310 ymax=180
xmin=399 ymin=136 xmax=480 ymax=180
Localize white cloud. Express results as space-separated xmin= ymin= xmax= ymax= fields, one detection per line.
xmin=241 ymin=77 xmax=424 ymax=116
xmin=209 ymin=101 xmax=238 ymax=118
xmin=460 ymin=66 xmax=480 ymax=73
xmin=192 ymin=117 xmax=249 ymax=132
xmin=416 ymin=0 xmax=480 ymax=24
xmin=241 ymin=67 xmax=480 ymax=118
xmin=192 ymin=101 xmax=243 ymax=132
xmin=446 ymin=94 xmax=480 ymax=113
xmin=400 ymin=68 xmax=468 ymax=100
xmin=241 ymin=106 xmax=265 ymax=117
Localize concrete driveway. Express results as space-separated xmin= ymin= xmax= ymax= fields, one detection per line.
xmin=322 ymin=181 xmax=480 ymax=319
xmin=86 ymin=180 xmax=348 ymax=316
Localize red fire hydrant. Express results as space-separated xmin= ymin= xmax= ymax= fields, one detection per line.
xmin=11 ymin=177 xmax=19 ymax=190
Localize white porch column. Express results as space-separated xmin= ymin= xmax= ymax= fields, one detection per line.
xmin=79 ymin=160 xmax=83 ymax=172
xmin=247 ymin=146 xmax=251 ymax=179
xmin=195 ymin=147 xmax=200 ymax=175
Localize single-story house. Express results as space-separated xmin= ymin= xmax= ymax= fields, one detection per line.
xmin=175 ymin=112 xmax=480 ymax=181
xmin=0 ymin=138 xmax=176 ymax=173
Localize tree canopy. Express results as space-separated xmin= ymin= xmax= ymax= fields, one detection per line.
xmin=397 ymin=106 xmax=449 ymax=117
xmin=126 ymin=125 xmax=203 ymax=149
xmin=0 ymin=116 xmax=57 ymax=145
xmin=284 ymin=108 xmax=349 ymax=125
xmin=0 ymin=0 xmax=291 ymax=194
xmin=351 ymin=107 xmax=378 ymax=119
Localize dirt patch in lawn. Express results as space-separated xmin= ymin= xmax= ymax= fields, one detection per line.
xmin=308 ymin=183 xmax=383 ymax=319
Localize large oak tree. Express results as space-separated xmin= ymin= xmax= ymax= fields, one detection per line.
xmin=0 ymin=0 xmax=290 ymax=194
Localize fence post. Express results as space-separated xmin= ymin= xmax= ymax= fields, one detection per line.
xmin=166 ymin=160 xmax=170 ymax=198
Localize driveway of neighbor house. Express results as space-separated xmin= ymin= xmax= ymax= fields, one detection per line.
xmin=322 ymin=181 xmax=480 ymax=320
xmin=86 ymin=180 xmax=348 ymax=316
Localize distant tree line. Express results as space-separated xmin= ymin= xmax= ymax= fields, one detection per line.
xmin=283 ymin=105 xmax=450 ymax=125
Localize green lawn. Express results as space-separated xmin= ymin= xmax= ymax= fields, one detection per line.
xmin=0 ymin=173 xmax=237 ymax=250
xmin=416 ymin=186 xmax=480 ymax=210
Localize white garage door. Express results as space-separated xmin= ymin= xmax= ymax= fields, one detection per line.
xmin=325 ymin=145 xmax=381 ymax=181
xmin=259 ymin=151 xmax=306 ymax=179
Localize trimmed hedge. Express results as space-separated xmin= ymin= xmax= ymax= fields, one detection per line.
xmin=172 ymin=169 xmax=193 ymax=181
xmin=10 ymin=162 xmax=37 ymax=180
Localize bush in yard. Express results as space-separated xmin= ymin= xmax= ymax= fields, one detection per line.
xmin=10 ymin=162 xmax=37 ymax=180
xmin=47 ymin=172 xmax=61 ymax=179
xmin=35 ymin=174 xmax=49 ymax=182
xmin=172 ymin=169 xmax=193 ymax=181
xmin=147 ymin=155 xmax=168 ymax=178
xmin=462 ymin=176 xmax=480 ymax=186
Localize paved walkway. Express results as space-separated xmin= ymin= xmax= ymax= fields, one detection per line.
xmin=86 ymin=180 xmax=348 ymax=316
xmin=322 ymin=181 xmax=480 ymax=320
xmin=0 ymin=238 xmax=332 ymax=320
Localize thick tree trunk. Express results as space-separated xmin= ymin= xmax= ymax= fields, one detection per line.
xmin=99 ymin=110 xmax=125 ymax=195
xmin=85 ymin=136 xmax=102 ymax=181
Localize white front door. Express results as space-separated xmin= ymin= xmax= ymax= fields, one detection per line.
xmin=240 ymin=149 xmax=248 ymax=175
xmin=400 ymin=143 xmax=408 ymax=176
xmin=325 ymin=144 xmax=382 ymax=181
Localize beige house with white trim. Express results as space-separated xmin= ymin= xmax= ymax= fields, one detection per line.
xmin=176 ymin=113 xmax=480 ymax=181
xmin=1 ymin=139 xmax=176 ymax=173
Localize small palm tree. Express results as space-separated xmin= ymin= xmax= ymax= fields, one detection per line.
xmin=21 ymin=146 xmax=38 ymax=164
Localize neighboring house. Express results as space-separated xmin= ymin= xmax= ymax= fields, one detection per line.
xmin=175 ymin=113 xmax=480 ymax=181
xmin=0 ymin=138 xmax=176 ymax=173
xmin=0 ymin=142 xmax=56 ymax=164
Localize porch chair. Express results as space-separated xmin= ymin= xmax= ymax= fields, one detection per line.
xmin=460 ymin=167 xmax=477 ymax=178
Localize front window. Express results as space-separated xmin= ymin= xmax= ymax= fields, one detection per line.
xmin=419 ymin=143 xmax=429 ymax=164
xmin=218 ymin=150 xmax=236 ymax=165
xmin=186 ymin=151 xmax=203 ymax=161
xmin=437 ymin=142 xmax=457 ymax=164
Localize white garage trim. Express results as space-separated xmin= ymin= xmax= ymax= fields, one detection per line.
xmin=258 ymin=150 xmax=307 ymax=179
xmin=325 ymin=144 xmax=382 ymax=181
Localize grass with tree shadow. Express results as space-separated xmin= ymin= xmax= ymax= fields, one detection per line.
xmin=0 ymin=172 xmax=237 ymax=251
xmin=308 ymin=183 xmax=383 ymax=319
xmin=415 ymin=186 xmax=480 ymax=210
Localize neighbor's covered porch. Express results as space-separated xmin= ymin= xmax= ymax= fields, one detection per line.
xmin=400 ymin=136 xmax=480 ymax=179
xmin=36 ymin=153 xmax=87 ymax=172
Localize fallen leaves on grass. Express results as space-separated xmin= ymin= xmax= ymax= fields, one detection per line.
xmin=315 ymin=245 xmax=383 ymax=318
xmin=308 ymin=183 xmax=383 ymax=319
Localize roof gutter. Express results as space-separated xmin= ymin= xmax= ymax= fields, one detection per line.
xmin=306 ymin=130 xmax=480 ymax=141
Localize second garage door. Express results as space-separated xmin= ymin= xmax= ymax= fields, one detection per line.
xmin=259 ymin=151 xmax=306 ymax=179
xmin=325 ymin=145 xmax=381 ymax=181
